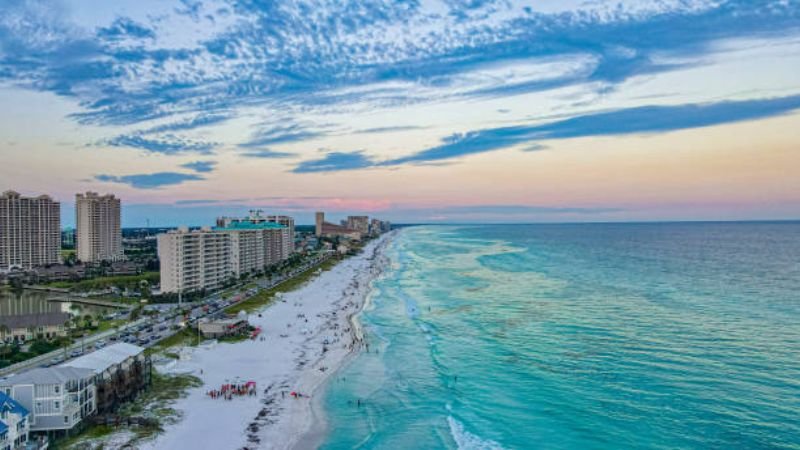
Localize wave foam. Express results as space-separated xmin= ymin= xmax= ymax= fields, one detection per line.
xmin=447 ymin=416 xmax=506 ymax=450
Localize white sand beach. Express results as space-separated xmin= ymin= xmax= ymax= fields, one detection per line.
xmin=140 ymin=233 xmax=393 ymax=450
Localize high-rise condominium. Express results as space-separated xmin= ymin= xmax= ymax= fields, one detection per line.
xmin=0 ymin=190 xmax=61 ymax=270
xmin=76 ymin=192 xmax=123 ymax=263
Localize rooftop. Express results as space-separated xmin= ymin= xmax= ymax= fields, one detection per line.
xmin=0 ymin=366 xmax=94 ymax=386
xmin=60 ymin=343 xmax=144 ymax=374
xmin=214 ymin=221 xmax=286 ymax=231
xmin=0 ymin=391 xmax=29 ymax=419
xmin=0 ymin=312 xmax=70 ymax=330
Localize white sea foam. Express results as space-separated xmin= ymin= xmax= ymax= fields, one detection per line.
xmin=447 ymin=416 xmax=506 ymax=450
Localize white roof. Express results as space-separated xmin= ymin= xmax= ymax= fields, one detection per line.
xmin=60 ymin=343 xmax=144 ymax=374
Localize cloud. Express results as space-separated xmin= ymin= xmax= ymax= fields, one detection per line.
xmin=240 ymin=149 xmax=296 ymax=159
xmin=2 ymin=0 xmax=799 ymax=129
xmin=180 ymin=161 xmax=217 ymax=173
xmin=96 ymin=17 xmax=155 ymax=41
xmin=142 ymin=112 xmax=233 ymax=134
xmin=384 ymin=94 xmax=800 ymax=165
xmin=94 ymin=172 xmax=204 ymax=189
xmin=104 ymin=134 xmax=218 ymax=155
xmin=292 ymin=151 xmax=375 ymax=173
xmin=238 ymin=124 xmax=322 ymax=148
xmin=355 ymin=125 xmax=424 ymax=134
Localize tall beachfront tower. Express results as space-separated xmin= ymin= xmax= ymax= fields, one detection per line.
xmin=315 ymin=212 xmax=325 ymax=237
xmin=75 ymin=192 xmax=123 ymax=263
xmin=0 ymin=190 xmax=61 ymax=270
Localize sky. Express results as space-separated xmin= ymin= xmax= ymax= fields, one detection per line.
xmin=1 ymin=0 xmax=799 ymax=227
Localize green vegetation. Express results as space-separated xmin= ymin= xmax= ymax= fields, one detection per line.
xmin=225 ymin=257 xmax=339 ymax=314
xmin=47 ymin=272 xmax=159 ymax=292
xmin=0 ymin=338 xmax=69 ymax=369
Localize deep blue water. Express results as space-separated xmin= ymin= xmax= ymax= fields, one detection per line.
xmin=321 ymin=223 xmax=800 ymax=449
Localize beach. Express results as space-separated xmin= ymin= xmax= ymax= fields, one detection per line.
xmin=140 ymin=232 xmax=394 ymax=450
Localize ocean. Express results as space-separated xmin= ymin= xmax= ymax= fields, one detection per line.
xmin=319 ymin=223 xmax=800 ymax=450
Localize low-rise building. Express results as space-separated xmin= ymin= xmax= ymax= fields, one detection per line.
xmin=0 ymin=313 xmax=70 ymax=344
xmin=0 ymin=391 xmax=30 ymax=450
xmin=60 ymin=343 xmax=150 ymax=415
xmin=198 ymin=318 xmax=249 ymax=339
xmin=0 ymin=367 xmax=96 ymax=435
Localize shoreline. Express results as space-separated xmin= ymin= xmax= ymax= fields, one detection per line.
xmin=137 ymin=232 xmax=396 ymax=450
xmin=292 ymin=235 xmax=393 ymax=450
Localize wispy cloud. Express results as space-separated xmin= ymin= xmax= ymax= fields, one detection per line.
xmin=384 ymin=94 xmax=800 ymax=165
xmin=292 ymin=151 xmax=375 ymax=173
xmin=180 ymin=161 xmax=217 ymax=173
xmin=95 ymin=172 xmax=204 ymax=189
xmin=240 ymin=149 xmax=296 ymax=159
xmin=103 ymin=134 xmax=218 ymax=155
xmin=354 ymin=125 xmax=425 ymax=134
xmin=238 ymin=124 xmax=322 ymax=148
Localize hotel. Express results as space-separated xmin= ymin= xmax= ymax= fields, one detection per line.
xmin=0 ymin=191 xmax=61 ymax=271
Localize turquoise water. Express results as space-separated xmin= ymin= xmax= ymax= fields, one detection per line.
xmin=321 ymin=223 xmax=800 ymax=449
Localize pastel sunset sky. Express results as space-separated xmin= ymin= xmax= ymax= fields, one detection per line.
xmin=1 ymin=0 xmax=799 ymax=226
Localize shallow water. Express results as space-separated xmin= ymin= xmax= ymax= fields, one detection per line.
xmin=321 ymin=223 xmax=800 ymax=449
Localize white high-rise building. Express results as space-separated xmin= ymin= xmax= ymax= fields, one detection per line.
xmin=75 ymin=192 xmax=123 ymax=263
xmin=157 ymin=222 xmax=291 ymax=294
xmin=216 ymin=211 xmax=295 ymax=255
xmin=157 ymin=226 xmax=233 ymax=294
xmin=0 ymin=190 xmax=61 ymax=270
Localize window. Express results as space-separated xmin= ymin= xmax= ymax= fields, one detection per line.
xmin=64 ymin=416 xmax=69 ymax=424
xmin=54 ymin=401 xmax=60 ymax=410
xmin=54 ymin=385 xmax=60 ymax=394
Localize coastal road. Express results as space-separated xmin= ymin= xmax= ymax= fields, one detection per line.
xmin=1 ymin=251 xmax=334 ymax=379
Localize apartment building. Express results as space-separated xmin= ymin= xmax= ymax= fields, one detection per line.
xmin=157 ymin=227 xmax=233 ymax=294
xmin=0 ymin=313 xmax=70 ymax=344
xmin=216 ymin=211 xmax=295 ymax=255
xmin=0 ymin=391 xmax=30 ymax=450
xmin=346 ymin=216 xmax=370 ymax=235
xmin=158 ymin=221 xmax=292 ymax=294
xmin=60 ymin=343 xmax=151 ymax=414
xmin=75 ymin=192 xmax=123 ymax=263
xmin=0 ymin=367 xmax=96 ymax=434
xmin=0 ymin=191 xmax=61 ymax=271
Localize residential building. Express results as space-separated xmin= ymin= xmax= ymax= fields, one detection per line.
xmin=60 ymin=228 xmax=75 ymax=249
xmin=157 ymin=221 xmax=293 ymax=294
xmin=314 ymin=212 xmax=362 ymax=240
xmin=216 ymin=211 xmax=295 ymax=254
xmin=157 ymin=227 xmax=233 ymax=294
xmin=0 ymin=191 xmax=61 ymax=271
xmin=0 ymin=367 xmax=96 ymax=435
xmin=75 ymin=192 xmax=123 ymax=263
xmin=346 ymin=216 xmax=369 ymax=235
xmin=219 ymin=222 xmax=290 ymax=275
xmin=0 ymin=313 xmax=70 ymax=344
xmin=0 ymin=391 xmax=30 ymax=450
xmin=60 ymin=343 xmax=151 ymax=414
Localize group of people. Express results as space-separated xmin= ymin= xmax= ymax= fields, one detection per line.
xmin=207 ymin=381 xmax=258 ymax=400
